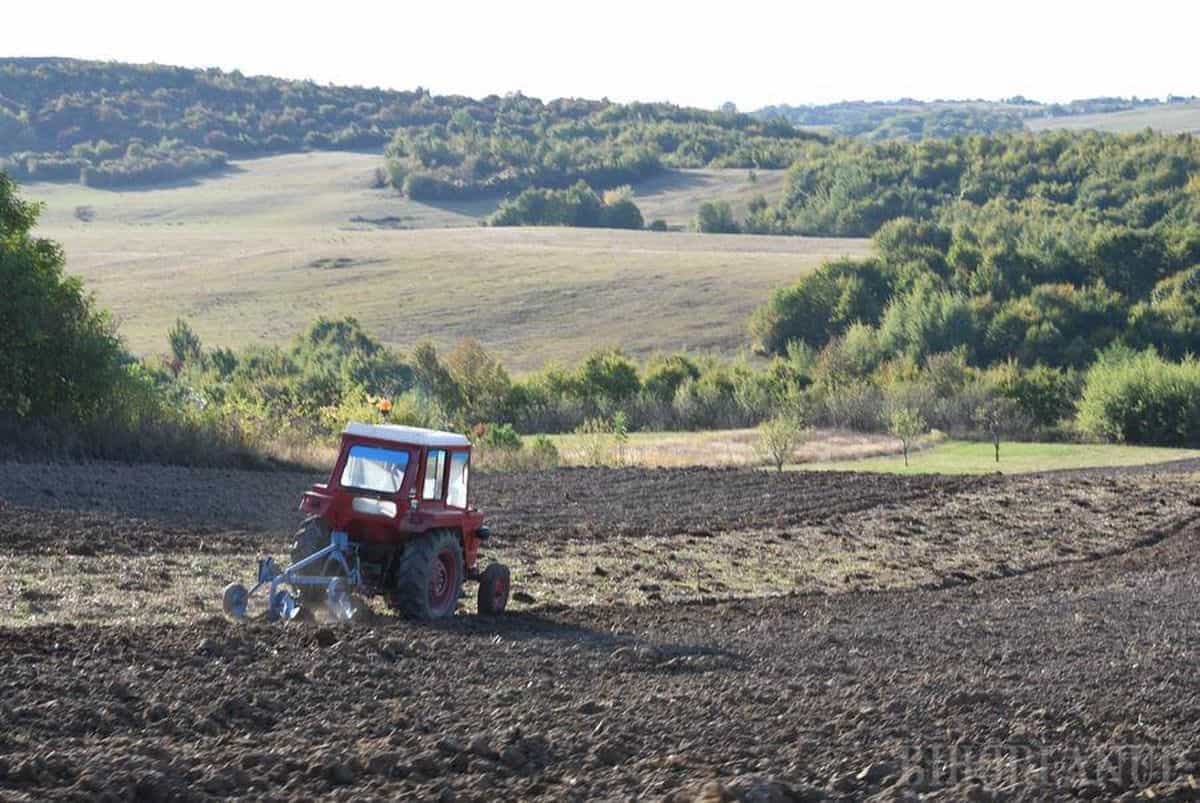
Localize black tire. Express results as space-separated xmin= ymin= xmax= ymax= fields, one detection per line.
xmin=391 ymin=530 xmax=464 ymax=620
xmin=290 ymin=517 xmax=331 ymax=603
xmin=477 ymin=563 xmax=511 ymax=615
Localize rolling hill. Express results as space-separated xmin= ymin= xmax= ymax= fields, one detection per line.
xmin=24 ymin=151 xmax=863 ymax=370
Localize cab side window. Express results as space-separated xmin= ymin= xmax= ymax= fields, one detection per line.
xmin=447 ymin=452 xmax=469 ymax=508
xmin=422 ymin=449 xmax=446 ymax=500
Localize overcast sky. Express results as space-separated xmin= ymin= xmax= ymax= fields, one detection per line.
xmin=7 ymin=1 xmax=1197 ymax=109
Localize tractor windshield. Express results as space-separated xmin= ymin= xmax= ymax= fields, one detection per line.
xmin=339 ymin=444 xmax=409 ymax=494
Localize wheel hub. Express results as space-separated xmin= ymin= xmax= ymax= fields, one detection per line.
xmin=429 ymin=550 xmax=456 ymax=608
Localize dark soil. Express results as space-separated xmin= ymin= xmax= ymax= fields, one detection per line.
xmin=1 ymin=464 xmax=1199 ymax=801
xmin=0 ymin=507 xmax=260 ymax=556
xmin=478 ymin=466 xmax=986 ymax=542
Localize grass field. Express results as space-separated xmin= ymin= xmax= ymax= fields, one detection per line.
xmin=801 ymin=439 xmax=1200 ymax=475
xmin=1026 ymin=102 xmax=1200 ymax=135
xmin=24 ymin=151 xmax=863 ymax=370
xmin=541 ymin=431 xmax=1197 ymax=475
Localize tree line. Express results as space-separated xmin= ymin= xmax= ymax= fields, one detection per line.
xmin=383 ymin=97 xmax=819 ymax=200
xmin=754 ymin=96 xmax=1191 ymax=139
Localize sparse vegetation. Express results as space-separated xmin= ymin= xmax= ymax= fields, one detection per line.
xmin=888 ymin=406 xmax=927 ymax=467
xmin=754 ymin=414 xmax=812 ymax=471
xmin=973 ymin=396 xmax=1026 ymax=462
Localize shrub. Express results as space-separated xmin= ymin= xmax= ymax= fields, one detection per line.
xmin=601 ymin=198 xmax=644 ymax=230
xmin=527 ymin=435 xmax=561 ymax=469
xmin=694 ymin=200 xmax=739 ymax=233
xmin=1076 ymin=349 xmax=1200 ymax=446
xmin=878 ymin=277 xmax=977 ymax=362
xmin=478 ymin=421 xmax=521 ymax=450
xmin=815 ymin=380 xmax=885 ymax=431
xmin=992 ymin=362 xmax=1081 ymax=428
xmin=574 ymin=417 xmax=615 ymax=467
xmin=642 ymin=354 xmax=701 ymax=404
xmin=577 ymin=349 xmax=641 ymax=404
xmin=488 ymin=181 xmax=644 ymax=229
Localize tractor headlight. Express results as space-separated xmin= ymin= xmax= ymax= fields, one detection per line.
xmin=352 ymin=497 xmax=398 ymax=518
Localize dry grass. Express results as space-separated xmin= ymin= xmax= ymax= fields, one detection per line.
xmin=546 ymin=427 xmax=937 ymax=468
xmin=1026 ymin=102 xmax=1200 ymax=135
xmin=24 ymin=152 xmax=866 ymax=371
xmin=629 ymin=168 xmax=789 ymax=228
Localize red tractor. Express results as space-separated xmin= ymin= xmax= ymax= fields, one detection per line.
xmin=223 ymin=422 xmax=510 ymax=621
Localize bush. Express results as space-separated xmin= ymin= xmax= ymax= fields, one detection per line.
xmin=470 ymin=423 xmax=560 ymax=471
xmin=642 ymin=354 xmax=700 ymax=404
xmin=488 ymin=181 xmax=644 ymax=229
xmin=1076 ymin=349 xmax=1200 ymax=445
xmin=576 ymin=349 xmax=640 ymax=404
xmin=477 ymin=422 xmax=521 ymax=450
xmin=527 ymin=434 xmax=561 ymax=469
xmin=694 ymin=200 xmax=739 ymax=233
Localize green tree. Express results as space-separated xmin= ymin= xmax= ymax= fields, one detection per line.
xmin=411 ymin=341 xmax=463 ymax=414
xmin=445 ymin=338 xmax=511 ymax=424
xmin=887 ymin=406 xmax=927 ymax=467
xmin=750 ymin=258 xmax=892 ymax=355
xmin=754 ymin=413 xmax=811 ymax=472
xmin=0 ymin=173 xmax=128 ymax=424
xmin=973 ymin=396 xmax=1024 ymax=463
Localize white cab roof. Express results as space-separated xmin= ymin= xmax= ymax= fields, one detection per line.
xmin=343 ymin=422 xmax=470 ymax=448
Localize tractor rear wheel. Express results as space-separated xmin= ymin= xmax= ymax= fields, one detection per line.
xmin=290 ymin=517 xmax=331 ymax=603
xmin=477 ymin=563 xmax=511 ymax=615
xmin=391 ymin=530 xmax=463 ymax=620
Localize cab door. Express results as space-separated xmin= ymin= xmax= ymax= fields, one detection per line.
xmin=419 ymin=448 xmax=449 ymax=515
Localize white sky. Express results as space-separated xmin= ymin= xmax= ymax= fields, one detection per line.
xmin=7 ymin=1 xmax=1198 ymax=109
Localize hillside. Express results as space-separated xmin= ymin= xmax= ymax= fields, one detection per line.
xmin=24 ymin=151 xmax=865 ymax=370
xmin=0 ymin=57 xmax=817 ymax=193
xmin=1027 ymin=101 xmax=1200 ymax=134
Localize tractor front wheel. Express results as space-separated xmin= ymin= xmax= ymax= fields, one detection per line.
xmin=391 ymin=531 xmax=464 ymax=620
xmin=477 ymin=563 xmax=511 ymax=615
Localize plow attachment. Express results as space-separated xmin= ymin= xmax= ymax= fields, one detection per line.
xmin=223 ymin=531 xmax=360 ymax=622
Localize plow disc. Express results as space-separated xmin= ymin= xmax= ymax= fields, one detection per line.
xmin=223 ymin=531 xmax=360 ymax=623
